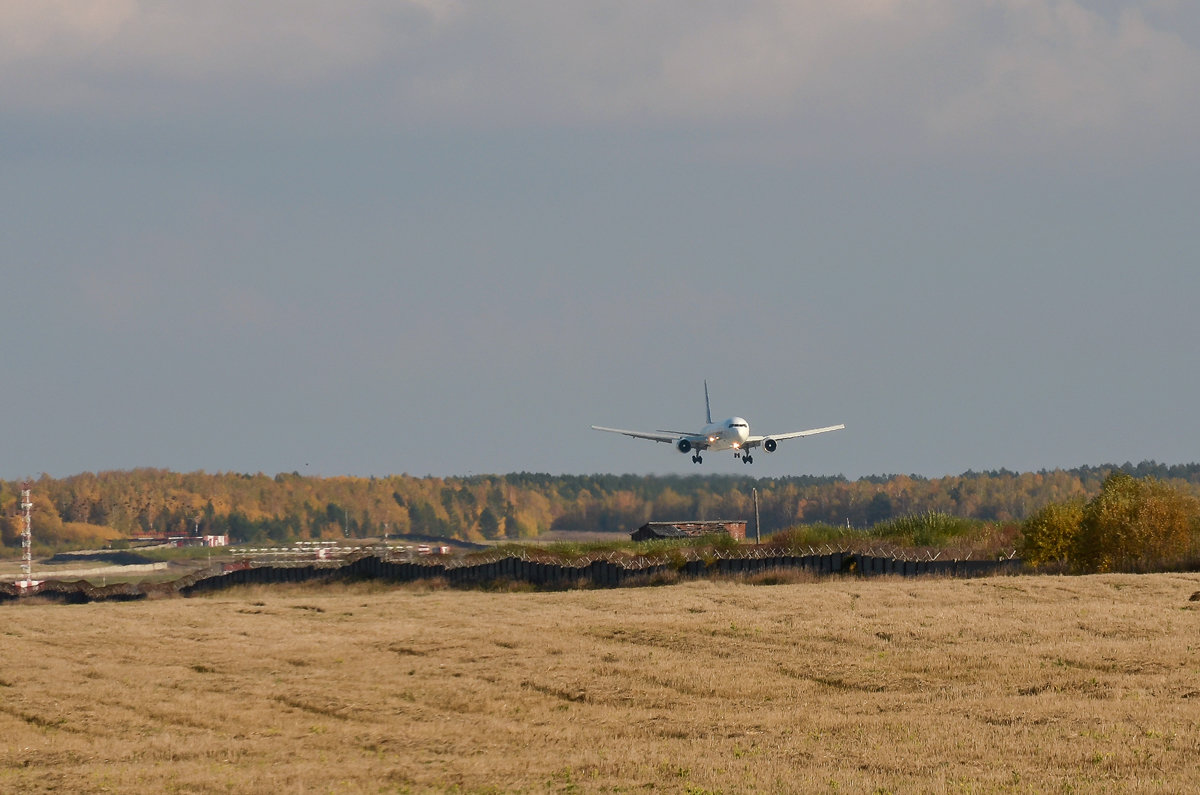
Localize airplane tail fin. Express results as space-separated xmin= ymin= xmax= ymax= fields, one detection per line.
xmin=704 ymin=380 xmax=712 ymax=425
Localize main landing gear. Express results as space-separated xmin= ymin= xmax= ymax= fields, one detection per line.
xmin=691 ymin=454 xmax=704 ymax=464
xmin=736 ymin=452 xmax=755 ymax=464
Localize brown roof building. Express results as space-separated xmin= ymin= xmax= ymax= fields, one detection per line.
xmin=630 ymin=520 xmax=746 ymax=542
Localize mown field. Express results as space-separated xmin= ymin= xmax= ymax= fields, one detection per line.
xmin=2 ymin=573 xmax=1199 ymax=793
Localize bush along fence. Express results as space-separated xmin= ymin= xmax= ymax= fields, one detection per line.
xmin=0 ymin=549 xmax=1023 ymax=603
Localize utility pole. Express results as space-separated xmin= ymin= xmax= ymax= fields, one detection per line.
xmin=753 ymin=487 xmax=761 ymax=545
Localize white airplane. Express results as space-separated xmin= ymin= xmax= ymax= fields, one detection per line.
xmin=591 ymin=381 xmax=844 ymax=464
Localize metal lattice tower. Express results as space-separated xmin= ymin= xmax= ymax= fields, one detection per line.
xmin=20 ymin=481 xmax=33 ymax=585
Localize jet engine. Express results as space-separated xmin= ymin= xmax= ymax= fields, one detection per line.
xmin=676 ymin=439 xmax=692 ymax=454
xmin=763 ymin=438 xmax=778 ymax=453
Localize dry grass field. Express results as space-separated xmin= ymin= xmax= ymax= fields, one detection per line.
xmin=2 ymin=573 xmax=1199 ymax=794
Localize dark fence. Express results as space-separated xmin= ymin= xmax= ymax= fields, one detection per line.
xmin=177 ymin=552 xmax=1021 ymax=596
xmin=179 ymin=562 xmax=339 ymax=595
xmin=851 ymin=554 xmax=1020 ymax=578
xmin=0 ymin=578 xmax=150 ymax=604
xmin=1 ymin=552 xmax=1023 ymax=602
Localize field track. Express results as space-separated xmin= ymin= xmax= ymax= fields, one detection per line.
xmin=2 ymin=573 xmax=1198 ymax=793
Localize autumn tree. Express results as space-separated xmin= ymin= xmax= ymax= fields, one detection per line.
xmin=1071 ymin=473 xmax=1198 ymax=572
xmin=477 ymin=507 xmax=501 ymax=539
xmin=0 ymin=515 xmax=18 ymax=547
xmin=1020 ymin=499 xmax=1084 ymax=568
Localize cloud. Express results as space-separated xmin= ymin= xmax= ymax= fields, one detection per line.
xmin=2 ymin=0 xmax=1198 ymax=161
xmin=927 ymin=2 xmax=1200 ymax=157
xmin=0 ymin=0 xmax=134 ymax=59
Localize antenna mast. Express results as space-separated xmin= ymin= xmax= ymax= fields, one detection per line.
xmin=19 ymin=480 xmax=38 ymax=591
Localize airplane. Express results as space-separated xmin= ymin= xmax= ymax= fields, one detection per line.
xmin=591 ymin=381 xmax=844 ymax=464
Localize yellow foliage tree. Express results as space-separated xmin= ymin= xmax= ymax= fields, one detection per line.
xmin=1020 ymin=499 xmax=1084 ymax=568
xmin=1071 ymin=473 xmax=1198 ymax=573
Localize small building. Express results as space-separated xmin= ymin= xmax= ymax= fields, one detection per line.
xmin=128 ymin=533 xmax=192 ymax=548
xmin=631 ymin=520 xmax=746 ymax=542
xmin=126 ymin=533 xmax=228 ymax=548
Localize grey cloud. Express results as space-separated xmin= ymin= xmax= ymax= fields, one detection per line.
xmin=927 ymin=3 xmax=1200 ymax=157
xmin=3 ymin=1 xmax=1198 ymax=161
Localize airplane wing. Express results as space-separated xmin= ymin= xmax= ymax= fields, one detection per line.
xmin=591 ymin=426 xmax=706 ymax=446
xmin=743 ymin=424 xmax=845 ymax=449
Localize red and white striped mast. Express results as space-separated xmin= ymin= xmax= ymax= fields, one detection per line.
xmin=18 ymin=480 xmax=39 ymax=591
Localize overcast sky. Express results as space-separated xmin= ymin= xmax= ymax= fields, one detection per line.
xmin=3 ymin=1 xmax=1198 ymax=481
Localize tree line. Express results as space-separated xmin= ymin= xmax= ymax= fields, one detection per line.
xmin=2 ymin=463 xmax=1200 ymax=552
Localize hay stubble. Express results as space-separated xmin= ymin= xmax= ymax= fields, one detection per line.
xmin=2 ymin=574 xmax=1199 ymax=792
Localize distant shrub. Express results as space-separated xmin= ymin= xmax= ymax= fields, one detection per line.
xmin=871 ymin=511 xmax=978 ymax=547
xmin=531 ymin=537 xmax=695 ymax=561
xmin=1020 ymin=499 xmax=1085 ymax=568
xmin=768 ymin=523 xmax=854 ymax=551
xmin=707 ymin=532 xmax=741 ymax=552
xmin=399 ymin=576 xmax=448 ymax=592
xmin=739 ymin=568 xmax=818 ymax=586
xmin=1071 ymin=473 xmax=1199 ymax=573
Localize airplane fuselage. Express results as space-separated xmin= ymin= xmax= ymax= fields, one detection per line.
xmin=699 ymin=417 xmax=751 ymax=451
